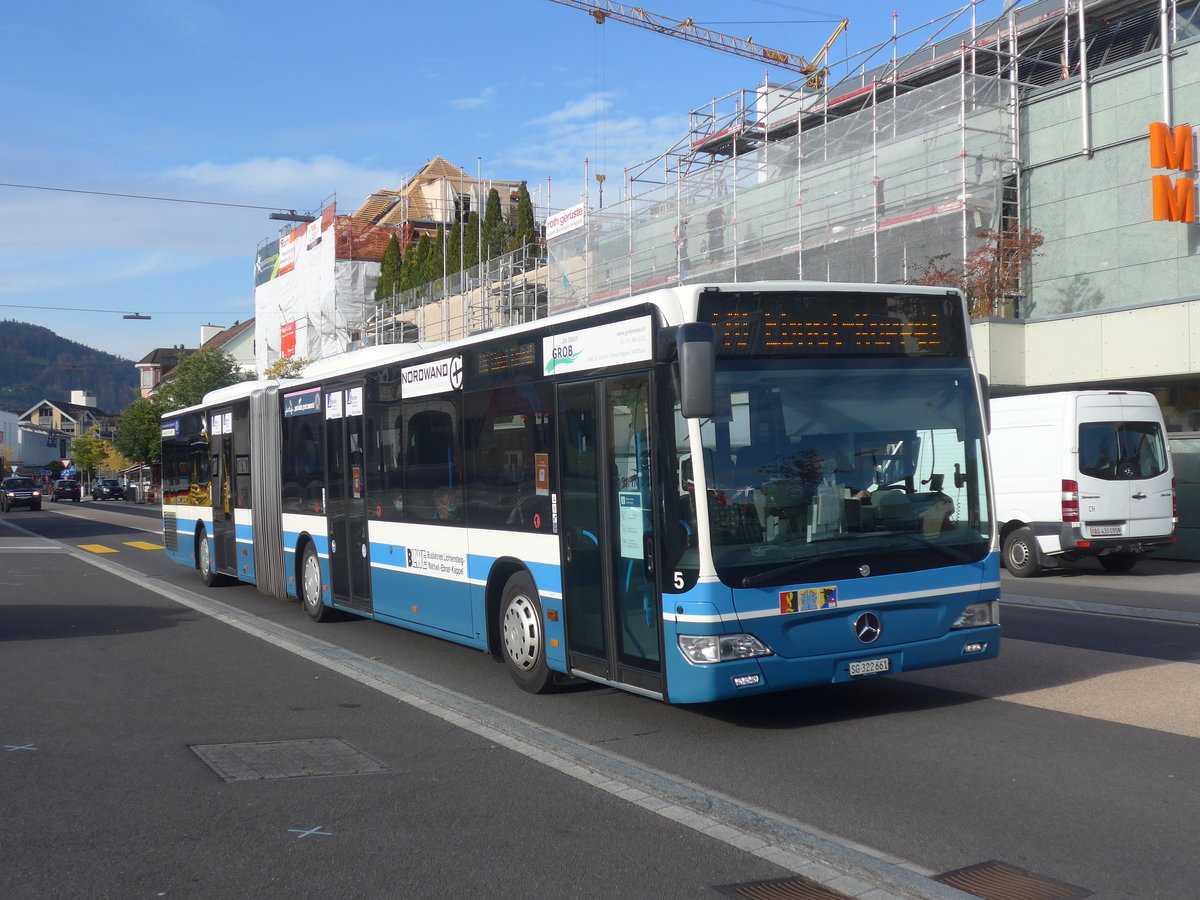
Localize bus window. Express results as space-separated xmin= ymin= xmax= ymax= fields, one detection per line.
xmin=404 ymin=401 xmax=461 ymax=522
xmin=463 ymin=383 xmax=553 ymax=532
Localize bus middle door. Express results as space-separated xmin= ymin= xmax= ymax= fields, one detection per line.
xmin=324 ymin=384 xmax=373 ymax=614
xmin=208 ymin=407 xmax=237 ymax=577
xmin=557 ymin=372 xmax=663 ymax=697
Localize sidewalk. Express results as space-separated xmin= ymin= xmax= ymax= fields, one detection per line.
xmin=1000 ymin=556 xmax=1200 ymax=625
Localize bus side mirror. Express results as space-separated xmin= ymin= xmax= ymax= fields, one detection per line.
xmin=677 ymin=323 xmax=715 ymax=419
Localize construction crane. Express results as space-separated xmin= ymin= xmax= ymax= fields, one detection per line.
xmin=547 ymin=1 xmax=848 ymax=88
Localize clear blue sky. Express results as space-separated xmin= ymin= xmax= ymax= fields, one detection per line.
xmin=1 ymin=0 xmax=999 ymax=361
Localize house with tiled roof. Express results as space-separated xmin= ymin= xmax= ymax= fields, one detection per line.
xmin=135 ymin=346 xmax=194 ymax=399
xmin=351 ymin=157 xmax=525 ymax=235
xmin=199 ymin=318 xmax=256 ymax=376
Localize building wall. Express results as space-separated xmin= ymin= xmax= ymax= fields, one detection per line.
xmin=1022 ymin=41 xmax=1200 ymax=317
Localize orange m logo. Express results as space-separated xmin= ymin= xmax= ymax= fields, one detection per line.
xmin=1152 ymin=175 xmax=1196 ymax=222
xmin=1149 ymin=122 xmax=1194 ymax=171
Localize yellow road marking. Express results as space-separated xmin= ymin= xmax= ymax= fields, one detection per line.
xmin=77 ymin=544 xmax=118 ymax=554
xmin=123 ymin=541 xmax=163 ymax=550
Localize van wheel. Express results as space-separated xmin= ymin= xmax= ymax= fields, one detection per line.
xmin=1099 ymin=552 xmax=1139 ymax=573
xmin=498 ymin=572 xmax=554 ymax=694
xmin=1003 ymin=527 xmax=1042 ymax=578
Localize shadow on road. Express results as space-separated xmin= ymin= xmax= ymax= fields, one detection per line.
xmin=0 ymin=603 xmax=196 ymax=641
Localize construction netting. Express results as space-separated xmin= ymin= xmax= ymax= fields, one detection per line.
xmin=547 ymin=73 xmax=1016 ymax=312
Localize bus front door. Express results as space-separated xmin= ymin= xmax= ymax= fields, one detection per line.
xmin=324 ymin=384 xmax=373 ymax=614
xmin=557 ymin=374 xmax=663 ymax=697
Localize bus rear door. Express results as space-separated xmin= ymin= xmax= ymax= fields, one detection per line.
xmin=557 ymin=373 xmax=663 ymax=697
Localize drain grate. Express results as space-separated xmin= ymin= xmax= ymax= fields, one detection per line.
xmin=716 ymin=876 xmax=855 ymax=899
xmin=190 ymin=738 xmax=388 ymax=783
xmin=934 ymin=860 xmax=1092 ymax=900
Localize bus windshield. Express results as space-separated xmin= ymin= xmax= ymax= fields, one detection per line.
xmin=699 ymin=359 xmax=991 ymax=587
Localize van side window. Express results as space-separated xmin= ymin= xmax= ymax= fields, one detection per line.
xmin=1078 ymin=422 xmax=1167 ymax=480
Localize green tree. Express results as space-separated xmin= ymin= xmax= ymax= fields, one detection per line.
xmin=262 ymin=356 xmax=310 ymax=379
xmin=156 ymin=347 xmax=242 ymax=410
xmin=446 ymin=222 xmax=463 ymax=276
xmin=463 ymin=211 xmax=481 ymax=271
xmin=482 ymin=187 xmax=509 ymax=261
xmin=114 ymin=396 xmax=163 ymax=464
xmin=508 ymin=181 xmax=538 ymax=255
xmin=375 ymin=234 xmax=402 ymax=301
xmin=69 ymin=426 xmax=109 ymax=482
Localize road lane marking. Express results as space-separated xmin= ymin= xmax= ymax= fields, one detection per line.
xmin=123 ymin=541 xmax=164 ymax=550
xmin=77 ymin=544 xmax=119 ymax=554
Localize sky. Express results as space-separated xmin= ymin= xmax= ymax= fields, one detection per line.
xmin=0 ymin=0 xmax=1004 ymax=362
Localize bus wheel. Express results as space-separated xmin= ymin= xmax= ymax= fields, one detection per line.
xmin=197 ymin=528 xmax=222 ymax=587
xmin=1099 ymin=552 xmax=1139 ymax=573
xmin=499 ymin=572 xmax=553 ymax=693
xmin=1002 ymin=527 xmax=1042 ymax=578
xmin=300 ymin=544 xmax=336 ymax=622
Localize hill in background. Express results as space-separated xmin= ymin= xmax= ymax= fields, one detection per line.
xmin=0 ymin=321 xmax=139 ymax=415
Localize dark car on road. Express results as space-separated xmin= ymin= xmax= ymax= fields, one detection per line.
xmin=51 ymin=479 xmax=82 ymax=502
xmin=91 ymin=479 xmax=124 ymax=501
xmin=2 ymin=476 xmax=43 ymax=512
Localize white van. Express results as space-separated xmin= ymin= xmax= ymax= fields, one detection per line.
xmin=989 ymin=391 xmax=1176 ymax=577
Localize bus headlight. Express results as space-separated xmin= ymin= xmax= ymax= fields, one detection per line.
xmin=678 ymin=633 xmax=773 ymax=664
xmin=952 ymin=601 xmax=998 ymax=629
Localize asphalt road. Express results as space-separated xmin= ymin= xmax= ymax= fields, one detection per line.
xmin=2 ymin=501 xmax=1197 ymax=899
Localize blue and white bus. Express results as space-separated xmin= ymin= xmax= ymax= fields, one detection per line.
xmin=161 ymin=282 xmax=999 ymax=703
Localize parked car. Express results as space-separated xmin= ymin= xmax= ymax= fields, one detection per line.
xmin=91 ymin=478 xmax=124 ymax=501
xmin=51 ymin=479 xmax=82 ymax=502
xmin=1 ymin=477 xmax=42 ymax=512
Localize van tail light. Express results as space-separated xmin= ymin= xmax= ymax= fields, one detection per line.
xmin=1173 ymin=477 xmax=1178 ymax=521
xmin=1061 ymin=479 xmax=1080 ymax=522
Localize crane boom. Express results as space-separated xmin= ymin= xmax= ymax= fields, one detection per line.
xmin=548 ymin=0 xmax=847 ymax=84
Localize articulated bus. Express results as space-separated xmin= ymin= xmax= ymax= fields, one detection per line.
xmin=161 ymin=282 xmax=999 ymax=703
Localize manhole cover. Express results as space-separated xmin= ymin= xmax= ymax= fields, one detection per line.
xmin=717 ymin=876 xmax=855 ymax=899
xmin=190 ymin=738 xmax=388 ymax=783
xmin=934 ymin=860 xmax=1091 ymax=900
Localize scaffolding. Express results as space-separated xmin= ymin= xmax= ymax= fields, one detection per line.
xmin=366 ymin=242 xmax=548 ymax=346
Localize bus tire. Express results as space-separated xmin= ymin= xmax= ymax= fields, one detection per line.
xmin=300 ymin=543 xmax=338 ymax=622
xmin=197 ymin=527 xmax=224 ymax=587
xmin=1099 ymin=552 xmax=1139 ymax=573
xmin=1002 ymin=527 xmax=1042 ymax=578
xmin=498 ymin=572 xmax=553 ymax=694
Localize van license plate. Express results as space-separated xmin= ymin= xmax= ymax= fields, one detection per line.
xmin=1090 ymin=526 xmax=1121 ymax=536
xmin=849 ymin=658 xmax=890 ymax=677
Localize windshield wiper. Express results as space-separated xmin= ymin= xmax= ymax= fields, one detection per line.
xmin=740 ymin=534 xmax=971 ymax=589
xmin=741 ymin=551 xmax=844 ymax=588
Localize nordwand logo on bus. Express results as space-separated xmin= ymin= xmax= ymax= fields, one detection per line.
xmin=542 ymin=316 xmax=652 ymax=376
xmin=401 ymin=355 xmax=463 ymax=399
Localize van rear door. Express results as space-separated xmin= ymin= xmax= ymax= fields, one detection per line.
xmin=1073 ymin=394 xmax=1173 ymax=539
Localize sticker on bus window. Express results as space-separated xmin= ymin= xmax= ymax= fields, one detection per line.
xmin=780 ymin=587 xmax=838 ymax=614
xmin=535 ymin=453 xmax=549 ymax=496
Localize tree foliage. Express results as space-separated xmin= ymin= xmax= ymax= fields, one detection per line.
xmin=69 ymin=426 xmax=109 ymax=482
xmin=508 ymin=181 xmax=538 ymax=254
xmin=374 ymin=235 xmax=403 ymax=301
xmin=262 ymin=356 xmax=310 ymax=379
xmin=155 ymin=347 xmax=242 ymax=410
xmin=114 ymin=396 xmax=163 ymax=464
xmin=908 ymin=227 xmax=1045 ymax=318
xmin=482 ymin=187 xmax=509 ymax=261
